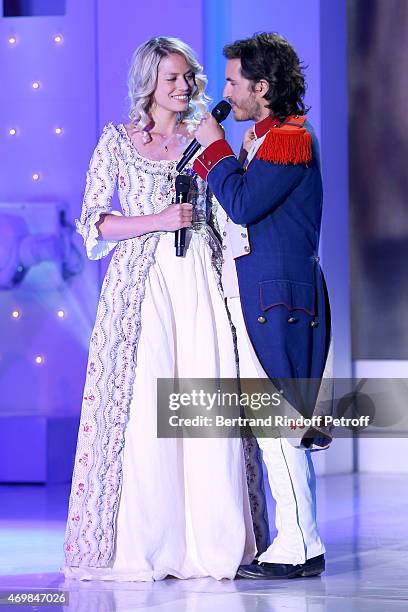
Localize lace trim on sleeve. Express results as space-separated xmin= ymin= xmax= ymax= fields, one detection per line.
xmin=76 ymin=123 xmax=122 ymax=260
xmin=76 ymin=210 xmax=122 ymax=261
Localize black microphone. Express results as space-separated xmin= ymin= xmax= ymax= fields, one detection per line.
xmin=175 ymin=174 xmax=191 ymax=257
xmin=176 ymin=100 xmax=232 ymax=173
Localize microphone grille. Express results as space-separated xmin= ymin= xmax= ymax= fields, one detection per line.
xmin=175 ymin=173 xmax=191 ymax=192
xmin=211 ymin=100 xmax=232 ymax=123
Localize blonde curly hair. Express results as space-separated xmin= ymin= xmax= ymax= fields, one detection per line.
xmin=128 ymin=37 xmax=210 ymax=133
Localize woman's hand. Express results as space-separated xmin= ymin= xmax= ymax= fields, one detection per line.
xmin=155 ymin=203 xmax=193 ymax=231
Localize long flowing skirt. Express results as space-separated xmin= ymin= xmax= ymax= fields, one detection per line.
xmin=63 ymin=231 xmax=256 ymax=581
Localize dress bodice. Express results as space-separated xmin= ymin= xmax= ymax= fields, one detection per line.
xmin=76 ymin=122 xmax=220 ymax=261
xmin=115 ymin=123 xmax=208 ymax=228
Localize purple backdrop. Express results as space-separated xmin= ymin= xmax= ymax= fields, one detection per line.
xmin=0 ymin=0 xmax=350 ymax=481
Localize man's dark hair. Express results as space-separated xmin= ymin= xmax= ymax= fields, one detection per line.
xmin=223 ymin=32 xmax=308 ymax=122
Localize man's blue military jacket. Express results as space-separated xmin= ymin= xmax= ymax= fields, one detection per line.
xmin=193 ymin=115 xmax=331 ymax=413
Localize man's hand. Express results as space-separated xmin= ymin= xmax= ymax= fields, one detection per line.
xmin=242 ymin=126 xmax=256 ymax=153
xmin=238 ymin=126 xmax=257 ymax=165
xmin=195 ymin=114 xmax=225 ymax=148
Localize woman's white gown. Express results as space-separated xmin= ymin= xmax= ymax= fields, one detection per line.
xmin=63 ymin=124 xmax=256 ymax=582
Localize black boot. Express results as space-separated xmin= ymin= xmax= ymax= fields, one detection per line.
xmin=237 ymin=554 xmax=325 ymax=579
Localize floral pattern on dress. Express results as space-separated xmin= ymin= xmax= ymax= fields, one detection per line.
xmin=64 ymin=124 xmax=224 ymax=567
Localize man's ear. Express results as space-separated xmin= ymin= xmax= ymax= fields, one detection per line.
xmin=254 ymin=79 xmax=269 ymax=98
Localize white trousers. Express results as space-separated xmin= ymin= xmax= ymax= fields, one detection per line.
xmin=227 ymin=297 xmax=325 ymax=565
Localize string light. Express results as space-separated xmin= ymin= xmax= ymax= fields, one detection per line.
xmin=11 ymin=310 xmax=21 ymax=319
xmin=8 ymin=36 xmax=17 ymax=45
xmin=32 ymin=81 xmax=40 ymax=90
xmin=53 ymin=34 xmax=63 ymax=44
xmin=55 ymin=127 xmax=63 ymax=135
xmin=9 ymin=128 xmax=17 ymax=136
xmin=32 ymin=172 xmax=40 ymax=181
xmin=34 ymin=355 xmax=45 ymax=365
xmin=57 ymin=309 xmax=65 ymax=319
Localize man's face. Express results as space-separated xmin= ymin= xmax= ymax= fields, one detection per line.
xmin=223 ymin=59 xmax=260 ymax=121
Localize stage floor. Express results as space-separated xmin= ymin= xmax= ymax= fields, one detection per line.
xmin=1 ymin=473 xmax=407 ymax=611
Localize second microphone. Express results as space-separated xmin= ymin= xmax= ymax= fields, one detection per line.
xmin=174 ymin=174 xmax=191 ymax=257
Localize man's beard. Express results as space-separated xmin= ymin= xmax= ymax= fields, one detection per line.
xmin=233 ymin=96 xmax=261 ymax=122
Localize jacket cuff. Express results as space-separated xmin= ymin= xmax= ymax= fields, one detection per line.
xmin=193 ymin=139 xmax=235 ymax=180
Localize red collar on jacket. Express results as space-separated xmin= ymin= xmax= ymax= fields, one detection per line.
xmin=254 ymin=114 xmax=306 ymax=139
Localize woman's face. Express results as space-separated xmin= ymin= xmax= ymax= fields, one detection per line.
xmin=152 ymin=53 xmax=195 ymax=114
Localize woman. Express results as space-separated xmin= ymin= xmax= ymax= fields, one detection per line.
xmin=63 ymin=37 xmax=256 ymax=581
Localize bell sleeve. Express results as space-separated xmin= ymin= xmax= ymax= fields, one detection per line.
xmin=75 ymin=123 xmax=123 ymax=260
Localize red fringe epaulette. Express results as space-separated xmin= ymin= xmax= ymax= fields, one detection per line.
xmin=256 ymin=116 xmax=312 ymax=166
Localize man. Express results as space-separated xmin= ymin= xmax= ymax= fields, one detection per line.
xmin=194 ymin=33 xmax=331 ymax=579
